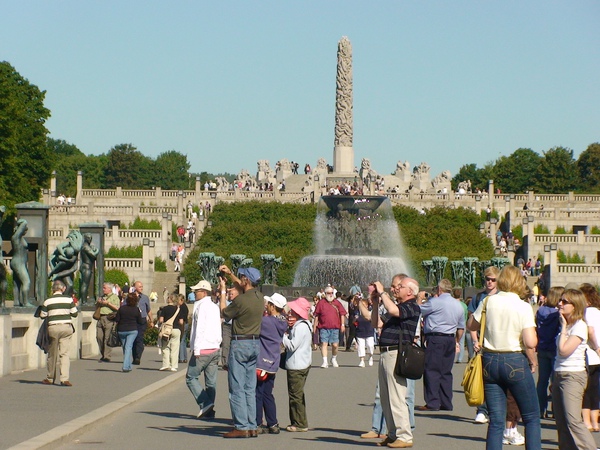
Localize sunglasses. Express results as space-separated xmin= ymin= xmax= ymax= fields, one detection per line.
xmin=325 ymin=292 xmax=334 ymax=295
xmin=485 ymin=277 xmax=497 ymax=282
xmin=559 ymin=298 xmax=572 ymax=305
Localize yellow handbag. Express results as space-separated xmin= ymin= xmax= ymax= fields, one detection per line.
xmin=462 ymin=297 xmax=488 ymax=406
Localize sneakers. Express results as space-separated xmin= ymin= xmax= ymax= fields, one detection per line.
xmin=170 ymin=368 xmax=177 ymax=372
xmin=368 ymin=356 xmax=374 ymax=366
xmin=474 ymin=412 xmax=489 ymax=424
xmin=286 ymin=425 xmax=308 ymax=432
xmin=331 ymin=358 xmax=339 ymax=368
xmin=320 ymin=361 xmax=329 ymax=369
xmin=358 ymin=360 xmax=365 ymax=368
xmin=502 ymin=429 xmax=525 ymax=446
xmin=159 ymin=366 xmax=170 ymax=371
xmin=197 ymin=404 xmax=215 ymax=419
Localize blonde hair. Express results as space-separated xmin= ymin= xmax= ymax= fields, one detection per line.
xmin=546 ymin=286 xmax=564 ymax=308
xmin=497 ymin=265 xmax=528 ymax=299
xmin=484 ymin=266 xmax=501 ymax=278
xmin=563 ymin=289 xmax=587 ymax=323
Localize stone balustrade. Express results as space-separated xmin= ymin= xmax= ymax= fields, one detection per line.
xmin=105 ymin=258 xmax=143 ymax=269
xmin=534 ymin=235 xmax=578 ymax=244
xmin=557 ymin=264 xmax=600 ymax=274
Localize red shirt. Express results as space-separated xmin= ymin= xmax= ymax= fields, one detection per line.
xmin=314 ymin=299 xmax=347 ymax=329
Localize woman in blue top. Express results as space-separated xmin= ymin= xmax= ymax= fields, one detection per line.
xmin=256 ymin=293 xmax=289 ymax=434
xmin=355 ymin=294 xmax=375 ymax=367
xmin=535 ymin=286 xmax=562 ymax=418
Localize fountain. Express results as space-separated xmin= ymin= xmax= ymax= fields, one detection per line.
xmin=293 ymin=195 xmax=411 ymax=289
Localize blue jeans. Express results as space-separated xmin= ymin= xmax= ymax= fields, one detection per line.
xmin=179 ymin=324 xmax=189 ymax=362
xmin=118 ymin=330 xmax=138 ymax=371
xmin=256 ymin=373 xmax=278 ymax=427
xmin=319 ymin=328 xmax=339 ymax=344
xmin=371 ymin=380 xmax=387 ymax=435
xmin=536 ymin=350 xmax=555 ymax=416
xmin=483 ymin=352 xmax=541 ymax=450
xmin=456 ymin=332 xmax=466 ymax=363
xmin=406 ymin=378 xmax=415 ymax=429
xmin=186 ymin=350 xmax=219 ymax=410
xmin=228 ymin=339 xmax=260 ymax=430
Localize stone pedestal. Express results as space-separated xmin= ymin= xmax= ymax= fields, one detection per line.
xmin=333 ymin=146 xmax=354 ymax=174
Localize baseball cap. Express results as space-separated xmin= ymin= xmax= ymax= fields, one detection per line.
xmin=264 ymin=293 xmax=287 ymax=309
xmin=237 ymin=267 xmax=261 ymax=284
xmin=190 ymin=280 xmax=212 ymax=292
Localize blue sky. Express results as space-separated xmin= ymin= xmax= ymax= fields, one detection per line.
xmin=2 ymin=1 xmax=599 ymax=179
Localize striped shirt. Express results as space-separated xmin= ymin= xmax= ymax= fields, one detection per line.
xmin=40 ymin=293 xmax=78 ymax=325
xmin=379 ymin=299 xmax=420 ymax=346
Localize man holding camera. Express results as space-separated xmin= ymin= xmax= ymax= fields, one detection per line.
xmin=218 ymin=265 xmax=264 ymax=438
xmin=371 ymin=275 xmax=421 ymax=448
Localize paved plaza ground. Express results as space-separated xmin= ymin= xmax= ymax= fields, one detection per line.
xmin=1 ymin=347 xmax=597 ymax=449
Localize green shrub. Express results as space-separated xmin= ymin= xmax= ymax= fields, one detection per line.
xmin=592 ymin=226 xmax=600 ymax=235
xmin=144 ymin=326 xmax=159 ymax=346
xmin=129 ymin=216 xmax=161 ymax=230
xmin=534 ymin=224 xmax=550 ymax=234
xmin=512 ymin=225 xmax=523 ymax=240
xmin=154 ymin=257 xmax=167 ymax=272
xmin=480 ymin=209 xmax=500 ymax=221
xmin=557 ymin=250 xmax=585 ymax=263
xmin=104 ymin=269 xmax=130 ymax=287
xmin=554 ymin=226 xmax=568 ymax=234
xmin=105 ymin=245 xmax=143 ymax=258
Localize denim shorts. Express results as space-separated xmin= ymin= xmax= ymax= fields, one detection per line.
xmin=319 ymin=328 xmax=340 ymax=344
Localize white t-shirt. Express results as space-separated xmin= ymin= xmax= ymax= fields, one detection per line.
xmin=585 ymin=307 xmax=600 ymax=366
xmin=554 ymin=319 xmax=588 ymax=372
xmin=473 ymin=291 xmax=535 ymax=352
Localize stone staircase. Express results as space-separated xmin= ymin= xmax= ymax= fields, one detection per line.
xmin=150 ymin=243 xmax=193 ymax=296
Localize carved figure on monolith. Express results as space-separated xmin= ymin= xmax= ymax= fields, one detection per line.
xmin=79 ymin=233 xmax=100 ymax=304
xmin=261 ymin=254 xmax=282 ymax=285
xmin=49 ymin=230 xmax=83 ymax=297
xmin=10 ymin=219 xmax=33 ymax=307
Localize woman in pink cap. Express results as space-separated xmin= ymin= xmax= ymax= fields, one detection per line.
xmin=282 ymin=297 xmax=313 ymax=432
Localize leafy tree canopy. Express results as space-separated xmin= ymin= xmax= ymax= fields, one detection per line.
xmin=153 ymin=150 xmax=191 ymax=190
xmin=577 ymin=143 xmax=600 ymax=193
xmin=0 ymin=61 xmax=52 ymax=208
xmin=493 ymin=148 xmax=541 ymax=193
xmin=104 ymin=143 xmax=154 ymax=189
xmin=535 ymin=147 xmax=579 ymax=193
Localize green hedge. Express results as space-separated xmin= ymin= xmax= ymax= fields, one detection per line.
xmin=182 ymin=201 xmax=494 ymax=288
xmin=120 ymin=217 xmax=161 ymax=230
xmin=105 ymin=245 xmax=143 ymax=258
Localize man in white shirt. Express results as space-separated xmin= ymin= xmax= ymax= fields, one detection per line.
xmin=186 ymin=280 xmax=222 ymax=420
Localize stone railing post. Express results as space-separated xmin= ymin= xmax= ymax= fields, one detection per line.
xmin=76 ymin=170 xmax=83 ymax=203
xmin=142 ymin=240 xmax=150 ymax=272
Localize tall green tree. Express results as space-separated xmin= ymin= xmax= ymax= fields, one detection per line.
xmin=493 ymin=148 xmax=541 ymax=193
xmin=153 ymin=150 xmax=191 ymax=190
xmin=0 ymin=61 xmax=52 ymax=207
xmin=535 ymin=147 xmax=580 ymax=193
xmin=47 ymin=138 xmax=86 ymax=196
xmin=104 ymin=144 xmax=153 ymax=189
xmin=577 ymin=143 xmax=600 ymax=193
xmin=451 ymin=163 xmax=494 ymax=192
